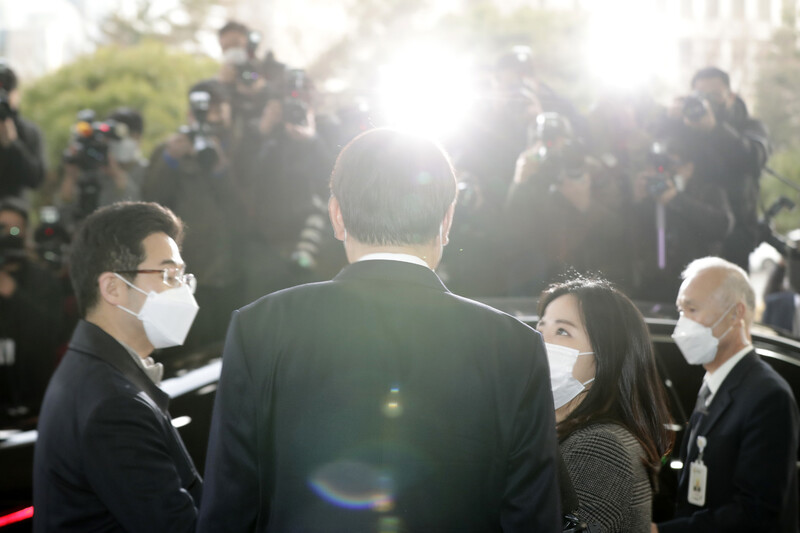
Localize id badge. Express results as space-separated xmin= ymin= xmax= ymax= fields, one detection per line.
xmin=687 ymin=460 xmax=707 ymax=506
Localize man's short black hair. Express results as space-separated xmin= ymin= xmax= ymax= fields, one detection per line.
xmin=330 ymin=128 xmax=457 ymax=246
xmin=69 ymin=202 xmax=184 ymax=318
xmin=108 ymin=107 xmax=144 ymax=137
xmin=0 ymin=60 xmax=17 ymax=92
xmin=219 ymin=21 xmax=250 ymax=38
xmin=691 ymin=67 xmax=730 ymax=89
xmin=188 ymin=79 xmax=226 ymax=106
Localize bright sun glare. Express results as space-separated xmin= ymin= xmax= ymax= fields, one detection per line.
xmin=585 ymin=1 xmax=675 ymax=91
xmin=378 ymin=43 xmax=478 ymax=141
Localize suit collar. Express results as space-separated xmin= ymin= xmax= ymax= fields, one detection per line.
xmin=68 ymin=320 xmax=170 ymax=411
xmin=696 ymin=350 xmax=758 ymax=438
xmin=334 ymin=260 xmax=450 ymax=293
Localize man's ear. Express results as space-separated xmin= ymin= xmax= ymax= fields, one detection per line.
xmin=734 ymin=301 xmax=747 ymax=323
xmin=329 ymin=196 xmax=346 ymax=242
xmin=440 ymin=203 xmax=456 ymax=246
xmin=97 ymin=272 xmax=126 ymax=307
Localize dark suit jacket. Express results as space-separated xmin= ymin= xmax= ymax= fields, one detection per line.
xmin=763 ymin=291 xmax=796 ymax=334
xmin=33 ymin=320 xmax=202 ymax=532
xmin=198 ymin=260 xmax=561 ymax=532
xmin=659 ymin=351 xmax=799 ymax=533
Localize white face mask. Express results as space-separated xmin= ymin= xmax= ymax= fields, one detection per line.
xmin=545 ymin=342 xmax=595 ymax=410
xmin=110 ymin=138 xmax=141 ymax=164
xmin=223 ymin=47 xmax=248 ymax=66
xmin=672 ymin=303 xmax=735 ymax=365
xmin=115 ymin=274 xmax=199 ymax=349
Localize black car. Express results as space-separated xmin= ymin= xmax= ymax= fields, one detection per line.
xmin=1 ymin=303 xmax=799 ymax=531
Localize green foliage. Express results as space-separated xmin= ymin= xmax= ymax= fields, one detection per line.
xmin=760 ymin=149 xmax=800 ymax=233
xmin=19 ymin=41 xmax=217 ymax=174
xmin=755 ymin=14 xmax=800 ymax=234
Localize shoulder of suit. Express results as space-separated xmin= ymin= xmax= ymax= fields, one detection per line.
xmin=562 ymin=422 xmax=642 ymax=459
xmin=737 ymin=354 xmax=796 ymax=400
xmin=55 ymin=348 xmax=147 ymax=401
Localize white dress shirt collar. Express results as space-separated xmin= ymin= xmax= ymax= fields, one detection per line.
xmin=702 ymin=344 xmax=752 ymax=406
xmin=356 ymin=252 xmax=431 ymax=270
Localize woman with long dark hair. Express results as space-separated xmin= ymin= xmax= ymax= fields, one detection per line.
xmin=537 ymin=277 xmax=674 ymax=532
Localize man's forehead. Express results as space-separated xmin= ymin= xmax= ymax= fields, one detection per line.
xmin=694 ymin=77 xmax=728 ymax=93
xmin=141 ymin=233 xmax=182 ymax=264
xmin=679 ymin=269 xmax=724 ymax=303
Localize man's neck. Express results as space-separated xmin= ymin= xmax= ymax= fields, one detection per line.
xmin=345 ymin=241 xmax=439 ymax=270
xmin=704 ymin=330 xmax=751 ymax=374
xmin=86 ymin=310 xmax=153 ymax=359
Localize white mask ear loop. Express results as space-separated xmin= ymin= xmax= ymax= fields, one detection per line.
xmin=343 ymin=228 xmax=347 ymax=246
xmin=712 ymin=302 xmax=737 ymax=340
xmin=114 ymin=273 xmax=149 ymax=318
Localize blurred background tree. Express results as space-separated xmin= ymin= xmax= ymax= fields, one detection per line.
xmin=99 ymin=0 xmax=237 ymax=49
xmin=307 ymin=2 xmax=589 ymax=109
xmin=755 ymin=7 xmax=800 ymax=234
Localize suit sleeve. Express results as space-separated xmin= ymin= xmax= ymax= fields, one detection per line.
xmin=500 ymin=328 xmax=562 ymax=532
xmin=659 ymin=385 xmax=800 ymax=532
xmin=197 ymin=310 xmax=262 ymax=532
xmin=81 ymin=396 xmax=198 ymax=533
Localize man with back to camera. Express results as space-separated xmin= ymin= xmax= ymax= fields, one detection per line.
xmin=33 ymin=202 xmax=203 ymax=532
xmin=198 ymin=128 xmax=561 ymax=532
xmin=653 ymin=256 xmax=799 ymax=532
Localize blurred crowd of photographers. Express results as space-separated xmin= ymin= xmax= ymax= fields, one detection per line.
xmin=0 ymin=21 xmax=788 ymax=419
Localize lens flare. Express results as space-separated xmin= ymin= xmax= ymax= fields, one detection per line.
xmin=378 ymin=43 xmax=478 ymax=140
xmin=310 ymin=460 xmax=395 ymax=510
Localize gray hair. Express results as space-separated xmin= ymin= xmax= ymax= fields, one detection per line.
xmin=681 ymin=256 xmax=755 ymax=325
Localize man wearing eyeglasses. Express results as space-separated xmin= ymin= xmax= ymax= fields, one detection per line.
xmin=33 ymin=201 xmax=202 ymax=532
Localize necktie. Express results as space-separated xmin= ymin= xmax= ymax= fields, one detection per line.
xmin=686 ymin=383 xmax=712 ymax=460
xmin=694 ymin=383 xmax=712 ymax=413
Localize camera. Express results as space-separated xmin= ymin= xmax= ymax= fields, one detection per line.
xmin=33 ymin=206 xmax=70 ymax=268
xmin=646 ymin=143 xmax=675 ymax=197
xmin=535 ymin=112 xmax=573 ymax=146
xmin=62 ymin=110 xmax=128 ymax=171
xmin=236 ymin=31 xmax=263 ymax=87
xmin=0 ymin=224 xmax=26 ymax=267
xmin=183 ymin=90 xmax=220 ymax=169
xmin=537 ymin=140 xmax=587 ymax=187
xmin=682 ymin=93 xmax=707 ymax=123
xmin=281 ymin=69 xmax=310 ymax=126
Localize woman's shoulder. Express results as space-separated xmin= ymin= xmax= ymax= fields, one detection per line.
xmin=561 ymin=422 xmax=643 ymax=460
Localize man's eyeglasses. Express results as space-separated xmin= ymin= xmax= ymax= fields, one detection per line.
xmin=115 ymin=266 xmax=197 ymax=293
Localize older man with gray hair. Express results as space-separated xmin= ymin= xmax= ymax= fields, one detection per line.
xmin=654 ymin=256 xmax=799 ymax=532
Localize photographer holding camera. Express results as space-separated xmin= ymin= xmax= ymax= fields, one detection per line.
xmin=57 ymin=108 xmax=145 ymax=228
xmin=0 ymin=60 xmax=45 ymax=200
xmin=663 ymin=67 xmax=770 ymax=270
xmin=631 ymin=140 xmax=734 ymax=302
xmin=0 ymin=199 xmax=63 ymax=419
xmin=238 ymin=70 xmax=337 ymax=300
xmin=143 ymin=79 xmax=244 ymax=349
xmin=504 ymin=112 xmax=621 ymax=295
